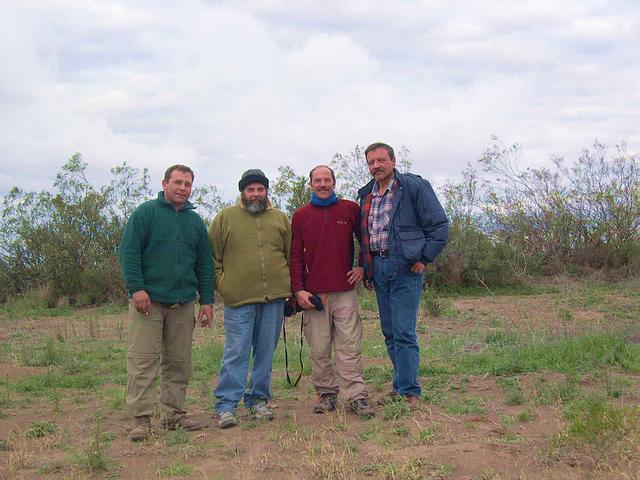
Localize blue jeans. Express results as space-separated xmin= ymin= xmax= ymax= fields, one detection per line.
xmin=373 ymin=255 xmax=423 ymax=397
xmin=215 ymin=300 xmax=284 ymax=414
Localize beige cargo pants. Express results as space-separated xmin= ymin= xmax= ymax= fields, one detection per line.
xmin=302 ymin=290 xmax=368 ymax=401
xmin=126 ymin=301 xmax=195 ymax=419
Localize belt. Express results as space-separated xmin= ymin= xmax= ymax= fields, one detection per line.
xmin=371 ymin=250 xmax=390 ymax=257
xmin=161 ymin=303 xmax=183 ymax=309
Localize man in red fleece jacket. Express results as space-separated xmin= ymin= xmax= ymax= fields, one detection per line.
xmin=290 ymin=165 xmax=375 ymax=418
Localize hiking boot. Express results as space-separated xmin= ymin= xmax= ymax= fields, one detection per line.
xmin=129 ymin=415 xmax=150 ymax=442
xmin=313 ymin=393 xmax=337 ymax=414
xmin=249 ymin=402 xmax=274 ymax=421
xmin=217 ymin=411 xmax=237 ymax=429
xmin=350 ymin=398 xmax=375 ymax=419
xmin=404 ymin=395 xmax=421 ymax=410
xmin=376 ymin=390 xmax=400 ymax=406
xmin=163 ymin=415 xmax=205 ymax=431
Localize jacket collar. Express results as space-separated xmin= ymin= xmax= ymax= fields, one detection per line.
xmin=157 ymin=191 xmax=195 ymax=210
xmin=357 ymin=169 xmax=402 ymax=199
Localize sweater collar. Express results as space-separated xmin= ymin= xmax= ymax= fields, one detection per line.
xmin=157 ymin=191 xmax=195 ymax=210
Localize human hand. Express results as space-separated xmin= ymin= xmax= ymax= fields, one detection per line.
xmin=346 ymin=267 xmax=364 ymax=285
xmin=132 ymin=290 xmax=151 ymax=314
xmin=295 ymin=290 xmax=315 ymax=310
xmin=198 ymin=304 xmax=214 ymax=327
xmin=410 ymin=261 xmax=426 ymax=274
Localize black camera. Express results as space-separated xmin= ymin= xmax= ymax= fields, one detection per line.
xmin=284 ymin=294 xmax=324 ymax=317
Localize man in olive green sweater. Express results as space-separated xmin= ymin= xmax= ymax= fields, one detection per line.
xmin=120 ymin=165 xmax=215 ymax=441
xmin=209 ymin=169 xmax=291 ymax=429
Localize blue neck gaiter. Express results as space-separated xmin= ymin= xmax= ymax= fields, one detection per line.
xmin=311 ymin=191 xmax=338 ymax=207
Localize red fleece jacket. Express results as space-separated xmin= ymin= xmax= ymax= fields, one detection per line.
xmin=290 ymin=199 xmax=361 ymax=294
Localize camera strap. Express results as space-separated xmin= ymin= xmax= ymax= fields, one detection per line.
xmin=283 ymin=311 xmax=304 ymax=387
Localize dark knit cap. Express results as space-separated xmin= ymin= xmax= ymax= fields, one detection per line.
xmin=238 ymin=169 xmax=269 ymax=191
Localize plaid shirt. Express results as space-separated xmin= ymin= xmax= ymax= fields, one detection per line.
xmin=368 ymin=176 xmax=396 ymax=252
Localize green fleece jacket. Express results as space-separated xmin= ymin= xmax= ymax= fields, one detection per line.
xmin=208 ymin=203 xmax=291 ymax=307
xmin=119 ymin=192 xmax=215 ymax=305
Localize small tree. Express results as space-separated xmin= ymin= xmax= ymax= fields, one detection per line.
xmin=271 ymin=165 xmax=311 ymax=217
xmin=330 ymin=145 xmax=370 ymax=201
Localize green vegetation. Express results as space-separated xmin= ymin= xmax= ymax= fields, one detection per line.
xmin=25 ymin=421 xmax=57 ymax=438
xmin=1 ymin=271 xmax=639 ymax=478
xmin=159 ymin=462 xmax=194 ymax=477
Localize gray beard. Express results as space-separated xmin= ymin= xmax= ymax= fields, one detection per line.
xmin=242 ymin=197 xmax=268 ymax=214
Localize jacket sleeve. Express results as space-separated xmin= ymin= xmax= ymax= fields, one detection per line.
xmin=289 ymin=211 xmax=305 ymax=293
xmin=119 ymin=208 xmax=148 ymax=296
xmin=416 ymin=179 xmax=449 ymax=264
xmin=208 ymin=212 xmax=225 ymax=290
xmin=195 ymin=218 xmax=215 ymax=304
xmin=351 ymin=202 xmax=364 ymax=268
xmin=283 ymin=213 xmax=292 ymax=266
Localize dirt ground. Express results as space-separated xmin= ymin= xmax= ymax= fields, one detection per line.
xmin=1 ymin=285 xmax=639 ymax=479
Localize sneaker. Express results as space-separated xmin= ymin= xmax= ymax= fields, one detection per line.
xmin=313 ymin=393 xmax=337 ymax=414
xmin=217 ymin=411 xmax=237 ymax=429
xmin=249 ymin=403 xmax=274 ymax=421
xmin=129 ymin=415 xmax=150 ymax=442
xmin=350 ymin=398 xmax=375 ymax=419
xmin=163 ymin=415 xmax=205 ymax=431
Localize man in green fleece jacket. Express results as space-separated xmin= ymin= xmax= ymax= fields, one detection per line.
xmin=119 ymin=164 xmax=215 ymax=441
xmin=209 ymin=169 xmax=291 ymax=429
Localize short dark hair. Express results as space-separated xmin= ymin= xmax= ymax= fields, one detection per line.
xmin=309 ymin=165 xmax=336 ymax=183
xmin=164 ymin=165 xmax=194 ymax=183
xmin=364 ymin=142 xmax=395 ymax=161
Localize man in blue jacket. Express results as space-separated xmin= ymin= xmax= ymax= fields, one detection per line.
xmin=357 ymin=142 xmax=448 ymax=407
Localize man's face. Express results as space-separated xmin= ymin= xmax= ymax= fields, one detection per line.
xmin=310 ymin=167 xmax=335 ymax=199
xmin=162 ymin=170 xmax=193 ymax=209
xmin=242 ymin=182 xmax=268 ymax=213
xmin=366 ymin=147 xmax=396 ymax=184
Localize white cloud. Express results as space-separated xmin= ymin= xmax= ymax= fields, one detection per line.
xmin=1 ymin=0 xmax=639 ymax=200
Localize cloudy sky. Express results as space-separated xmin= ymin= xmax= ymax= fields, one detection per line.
xmin=1 ymin=0 xmax=638 ymax=199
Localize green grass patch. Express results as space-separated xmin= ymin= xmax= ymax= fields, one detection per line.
xmin=13 ymin=370 xmax=105 ymax=394
xmin=517 ymin=409 xmax=535 ymax=422
xmin=25 ymin=421 xmax=57 ymax=438
xmin=497 ymin=376 xmax=525 ymax=405
xmin=357 ymin=289 xmax=378 ymax=311
xmin=415 ymin=424 xmax=438 ymax=445
xmin=437 ymin=282 xmax=560 ymax=298
xmin=381 ymin=400 xmax=410 ymax=420
xmin=445 ymin=395 xmax=485 ymax=415
xmin=554 ymin=396 xmax=639 ymax=452
xmin=158 ymin=461 xmax=193 ymax=478
xmin=425 ymin=332 xmax=640 ymax=377
xmin=532 ymin=376 xmax=581 ymax=406
xmin=164 ymin=427 xmax=191 ymax=447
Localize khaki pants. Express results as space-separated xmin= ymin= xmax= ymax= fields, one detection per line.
xmin=126 ymin=301 xmax=195 ymax=419
xmin=302 ymin=290 xmax=368 ymax=401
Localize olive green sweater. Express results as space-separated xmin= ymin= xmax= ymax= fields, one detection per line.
xmin=208 ymin=203 xmax=291 ymax=307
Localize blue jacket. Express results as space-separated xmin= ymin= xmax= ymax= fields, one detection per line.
xmin=357 ymin=170 xmax=448 ymax=280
